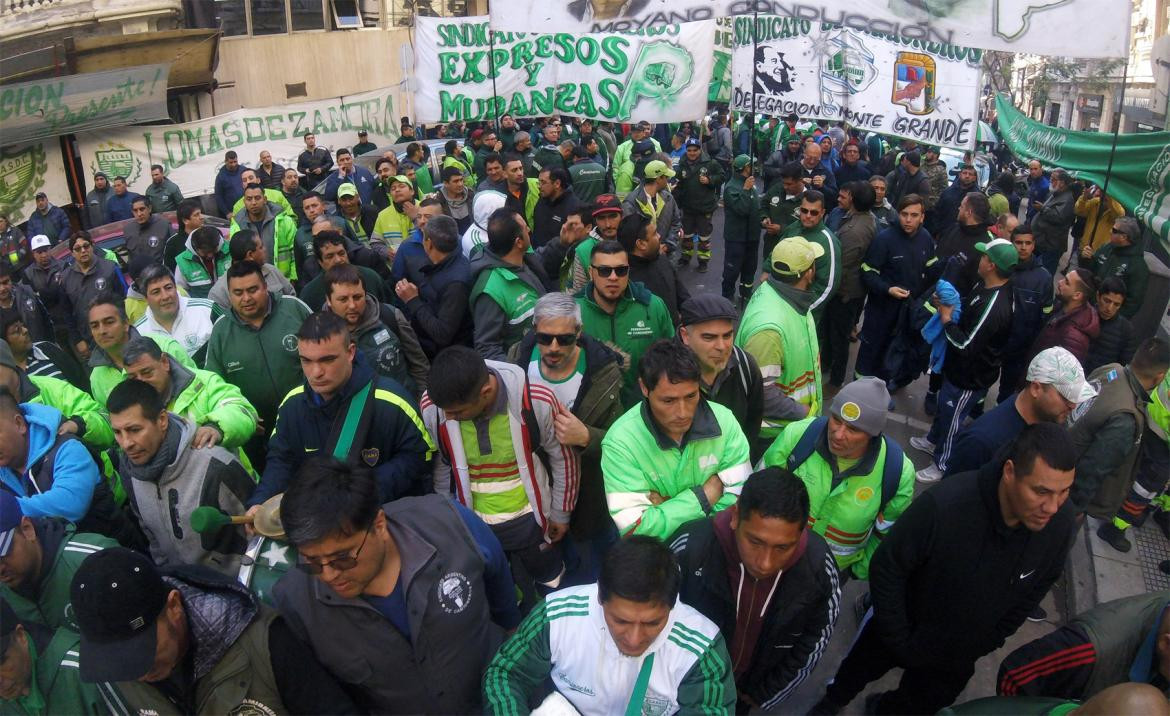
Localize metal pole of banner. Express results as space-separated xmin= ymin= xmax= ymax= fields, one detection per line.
xmin=749 ymin=6 xmax=758 ymax=170
xmin=1084 ymin=60 xmax=1129 ymax=255
xmin=487 ymin=0 xmax=501 ymax=135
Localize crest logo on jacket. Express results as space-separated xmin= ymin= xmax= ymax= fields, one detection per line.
xmin=361 ymin=447 xmax=380 ymax=466
xmin=438 ymin=572 xmax=472 ymax=613
xmin=281 ymin=334 xmax=299 ymax=351
xmin=227 ymin=699 xmax=277 ymax=716
xmin=94 ymin=277 xmax=107 ymax=290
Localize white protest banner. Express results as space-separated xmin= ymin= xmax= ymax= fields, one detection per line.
xmin=413 ymin=15 xmax=715 ymax=124
xmin=730 ymin=17 xmax=982 ymax=150
xmin=0 ymin=65 xmax=171 ymax=146
xmin=0 ymin=139 xmax=69 ymax=224
xmin=75 ymin=86 xmax=404 ymax=198
xmin=489 ymin=0 xmax=1129 ymax=59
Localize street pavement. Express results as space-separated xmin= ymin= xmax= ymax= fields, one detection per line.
xmin=675 ymin=207 xmax=1075 ymax=712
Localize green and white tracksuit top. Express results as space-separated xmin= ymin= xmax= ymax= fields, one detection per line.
xmin=736 ymin=282 xmax=822 ymax=439
xmin=482 ymin=583 xmax=736 ymax=716
xmin=601 ymin=399 xmax=751 ymax=540
xmin=421 ymin=361 xmax=579 ymax=531
xmin=174 ymin=234 xmax=230 ymax=300
xmin=760 ymin=416 xmax=914 ymax=579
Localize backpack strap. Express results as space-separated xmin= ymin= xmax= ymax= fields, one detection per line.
xmin=785 ymin=416 xmax=829 ymax=472
xmin=878 ymin=436 xmax=905 ymax=512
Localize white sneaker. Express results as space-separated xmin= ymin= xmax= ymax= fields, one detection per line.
xmin=909 ymin=436 xmax=936 ymax=455
xmin=916 ymin=463 xmax=943 ymax=483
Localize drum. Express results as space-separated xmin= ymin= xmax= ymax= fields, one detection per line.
xmin=237 ymin=535 xmax=297 ymax=605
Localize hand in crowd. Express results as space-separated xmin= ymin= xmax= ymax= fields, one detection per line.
xmin=546 ymin=520 xmax=569 ymax=543
xmin=192 ymin=425 xmax=223 ymax=449
xmin=811 ymin=174 xmax=825 ymax=188
xmin=762 ymin=218 xmax=781 ymax=235
xmin=74 ymin=341 xmax=90 ymax=361
xmin=553 ymin=407 xmax=590 ymax=448
xmin=395 ymin=279 xmax=420 ymax=302
xmin=888 ymin=286 xmax=911 ymax=299
xmin=1080 ymin=244 xmax=1094 ymax=259
xmin=57 ymin=419 xmax=80 ymax=436
xmin=743 ymin=176 xmax=755 ymax=191
xmin=938 ymin=303 xmax=955 ymax=325
xmin=401 ymin=200 xmax=418 ymax=220
xmin=244 ymin=504 xmax=262 ymax=536
xmin=702 ymin=473 xmax=724 ymax=507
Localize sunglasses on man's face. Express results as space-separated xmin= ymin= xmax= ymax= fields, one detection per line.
xmin=534 ymin=332 xmax=578 ymax=347
xmin=296 ymin=528 xmax=370 ymax=575
xmin=592 ymin=265 xmax=629 ymax=278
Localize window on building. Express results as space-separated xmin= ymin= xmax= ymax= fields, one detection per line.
xmin=292 ymin=0 xmax=326 ymax=30
xmin=250 ymin=0 xmax=288 ymax=34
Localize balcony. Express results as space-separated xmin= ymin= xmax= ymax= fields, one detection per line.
xmin=0 ymin=0 xmax=183 ymax=45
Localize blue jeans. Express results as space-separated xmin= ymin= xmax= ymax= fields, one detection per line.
xmin=926 ymin=379 xmax=986 ymax=473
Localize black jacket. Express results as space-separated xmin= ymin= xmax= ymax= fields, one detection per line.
xmin=629 ymin=251 xmax=689 ymax=326
xmin=701 ymin=346 xmax=765 ymax=461
xmin=531 ymin=190 xmax=581 ymax=248
xmin=1084 ymin=314 xmax=1138 ymax=374
xmin=670 ymin=515 xmax=840 ymax=708
xmin=869 ymin=459 xmax=1075 ymax=669
xmin=942 ymin=281 xmax=1014 ymax=391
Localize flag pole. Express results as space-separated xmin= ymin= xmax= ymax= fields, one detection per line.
xmin=1084 ymin=59 xmax=1128 ymax=254
xmin=749 ymin=6 xmax=759 ymax=170
xmin=487 ymin=0 xmax=501 ymax=135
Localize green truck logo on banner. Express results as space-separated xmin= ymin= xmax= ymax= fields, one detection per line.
xmin=0 ymin=144 xmax=45 ymax=223
xmin=91 ymin=143 xmax=143 ymax=184
xmin=619 ymin=40 xmax=695 ymax=118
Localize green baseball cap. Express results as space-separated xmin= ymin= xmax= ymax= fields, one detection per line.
xmin=644 ymin=160 xmax=676 ymax=179
xmin=976 ymin=238 xmax=1019 ymax=272
xmin=732 ymin=154 xmax=752 ymax=170
xmin=337 ymin=182 xmax=358 ymax=199
xmin=390 ymin=175 xmax=413 ymax=189
xmin=770 ymin=236 xmax=824 ymax=276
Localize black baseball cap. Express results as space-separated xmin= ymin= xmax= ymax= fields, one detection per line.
xmin=70 ymin=548 xmax=172 ymax=682
xmin=679 ymin=294 xmax=738 ymax=327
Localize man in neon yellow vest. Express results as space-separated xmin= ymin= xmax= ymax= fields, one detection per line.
xmin=1123 ymin=371 xmax=1170 ymax=540
xmin=735 ymin=237 xmax=823 ymax=453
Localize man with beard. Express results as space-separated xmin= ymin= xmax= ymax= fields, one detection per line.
xmin=566 ymin=194 xmax=622 ymax=293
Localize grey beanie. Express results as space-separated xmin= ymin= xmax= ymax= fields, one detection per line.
xmin=0 ymin=340 xmax=16 ymax=372
xmin=829 ymin=377 xmax=889 ymax=437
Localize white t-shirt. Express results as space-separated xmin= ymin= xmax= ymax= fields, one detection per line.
xmin=527 ymin=347 xmax=585 ymax=411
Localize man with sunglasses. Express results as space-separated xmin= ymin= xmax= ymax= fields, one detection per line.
xmin=1087 ymin=216 xmax=1148 ymax=320
xmin=515 ymin=292 xmax=623 ymax=580
xmin=274 ymin=460 xmax=520 ymax=713
xmin=58 ymin=233 xmax=125 ymax=360
xmin=576 ymin=234 xmax=674 ymax=407
xmin=776 ymin=190 xmax=841 ymax=324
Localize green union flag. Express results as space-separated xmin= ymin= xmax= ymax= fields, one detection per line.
xmin=996 ymin=94 xmax=1170 ymax=252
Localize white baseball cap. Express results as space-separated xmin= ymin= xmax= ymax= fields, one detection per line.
xmin=1027 ymin=347 xmax=1098 ymax=403
xmin=30 ymin=234 xmax=51 ymax=251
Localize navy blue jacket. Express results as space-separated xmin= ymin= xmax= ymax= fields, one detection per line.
xmin=214 ymin=166 xmax=244 ymax=217
xmin=1026 ymin=175 xmax=1050 ymax=223
xmin=861 ymin=224 xmax=936 ymax=307
xmin=834 ymin=161 xmax=872 ymax=186
xmin=932 ymin=178 xmax=978 ymax=236
xmin=943 ymin=396 xmax=1027 ymax=477
xmin=27 ymin=205 xmax=71 ymax=243
xmin=254 ymin=353 xmax=434 ymax=506
xmin=106 ymin=192 xmax=140 ymax=223
xmin=324 ymin=166 xmax=377 ymax=204
xmin=404 ymin=249 xmax=474 ymax=358
xmin=1002 ymin=258 xmax=1053 ymax=358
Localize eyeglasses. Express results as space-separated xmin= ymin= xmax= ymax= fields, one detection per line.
xmin=592 ymin=265 xmax=629 ymax=278
xmin=1111 ymin=228 xmax=1125 ymax=235
xmin=798 ymin=207 xmax=823 ymax=216
xmin=72 ymin=244 xmax=92 ymax=253
xmin=534 ymin=332 xmax=578 ymax=346
xmin=296 ymin=528 xmax=370 ymax=575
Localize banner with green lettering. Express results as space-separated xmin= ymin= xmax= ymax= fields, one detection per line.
xmin=74 ymin=86 xmax=403 ymax=198
xmin=1 ymin=65 xmax=170 ymax=146
xmin=995 ymin=94 xmax=1170 ymax=251
xmin=413 ymin=15 xmax=715 ymax=124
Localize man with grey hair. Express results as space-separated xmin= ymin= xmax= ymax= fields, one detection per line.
xmin=1032 ymin=167 xmax=1076 ymax=275
xmin=1088 ymin=215 xmax=1147 ymax=319
xmin=395 ymin=213 xmax=473 ymax=358
xmin=512 ymin=130 xmax=536 ymax=177
xmin=515 ymin=291 xmax=623 ymax=580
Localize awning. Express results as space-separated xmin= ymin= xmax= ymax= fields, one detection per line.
xmin=69 ymin=29 xmax=220 ymax=92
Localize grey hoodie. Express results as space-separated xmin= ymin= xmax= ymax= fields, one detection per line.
xmin=120 ymin=414 xmax=254 ymax=576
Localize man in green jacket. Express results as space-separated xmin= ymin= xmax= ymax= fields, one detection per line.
xmin=721 ymin=155 xmax=762 ymax=302
xmin=229 ymin=184 xmax=298 ymax=283
xmin=777 ymin=189 xmax=841 ymax=323
xmin=601 ymin=340 xmax=751 ymax=540
xmin=0 ymin=493 xmax=118 ymax=631
xmin=1088 ymin=216 xmax=1148 ymax=320
xmin=575 ymin=238 xmax=674 ymax=407
xmin=174 ymin=225 xmax=230 ymax=300
xmin=122 ymin=336 xmax=259 ymax=454
xmin=85 ymin=296 xmax=197 ymax=407
xmin=203 ymin=262 xmax=312 ymax=461
xmin=737 ymin=237 xmax=825 ymax=448
xmin=0 ymin=343 xmax=112 ymax=451
xmin=760 ymin=377 xmax=915 ymax=579
xmin=673 ymin=139 xmax=725 ymax=272
xmin=761 ymin=161 xmax=806 ymax=261
xmin=0 ymin=600 xmax=122 ymax=716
